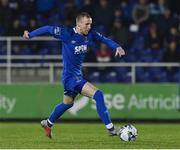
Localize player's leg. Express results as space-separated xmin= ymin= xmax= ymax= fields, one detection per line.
xmin=47 ymin=95 xmax=74 ymax=126
xmin=81 ymin=82 xmax=120 ymax=136
xmin=41 ymin=95 xmax=75 ymax=138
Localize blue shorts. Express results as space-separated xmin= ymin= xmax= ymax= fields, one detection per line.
xmin=62 ymin=76 xmax=87 ymax=98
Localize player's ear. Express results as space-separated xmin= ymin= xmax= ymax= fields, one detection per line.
xmin=77 ymin=22 xmax=81 ymax=28
xmin=76 ymin=21 xmax=79 ymax=26
xmin=77 ymin=19 xmax=83 ymax=26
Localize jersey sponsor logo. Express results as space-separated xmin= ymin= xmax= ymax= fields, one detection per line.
xmin=74 ymin=45 xmax=87 ymax=54
xmin=54 ymin=27 xmax=61 ymax=35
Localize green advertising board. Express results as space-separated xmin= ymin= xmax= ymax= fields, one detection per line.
xmin=0 ymin=84 xmax=179 ymax=119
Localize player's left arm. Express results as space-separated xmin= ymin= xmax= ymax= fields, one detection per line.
xmin=115 ymin=46 xmax=125 ymax=57
xmin=93 ymin=31 xmax=125 ymax=57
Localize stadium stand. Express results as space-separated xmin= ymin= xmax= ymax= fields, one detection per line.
xmin=0 ymin=0 xmax=180 ymax=83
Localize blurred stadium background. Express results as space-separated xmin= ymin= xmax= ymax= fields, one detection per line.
xmin=0 ymin=0 xmax=180 ymax=122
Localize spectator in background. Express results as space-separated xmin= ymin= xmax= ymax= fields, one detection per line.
xmin=94 ymin=0 xmax=113 ymax=31
xmin=79 ymin=0 xmax=95 ymax=18
xmin=110 ymin=18 xmax=133 ymax=49
xmin=96 ymin=43 xmax=113 ymax=74
xmin=145 ymin=22 xmax=163 ymax=50
xmin=10 ymin=19 xmax=24 ymax=36
xmin=63 ymin=0 xmax=79 ymax=26
xmin=27 ymin=18 xmax=38 ymax=53
xmin=163 ymin=40 xmax=180 ymax=63
xmin=165 ymin=27 xmax=180 ymax=46
xmin=156 ymin=9 xmax=177 ymax=37
xmin=0 ymin=0 xmax=12 ymax=35
xmin=113 ymin=9 xmax=125 ymax=24
xmin=132 ymin=0 xmax=149 ymax=25
xmin=157 ymin=0 xmax=167 ymax=13
xmin=163 ymin=40 xmax=180 ymax=76
xmin=119 ymin=0 xmax=135 ymax=25
xmin=28 ymin=18 xmax=38 ymax=31
xmin=149 ymin=0 xmax=167 ymax=20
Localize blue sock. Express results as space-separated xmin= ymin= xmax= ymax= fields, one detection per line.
xmin=93 ymin=90 xmax=112 ymax=126
xmin=48 ymin=102 xmax=73 ymax=126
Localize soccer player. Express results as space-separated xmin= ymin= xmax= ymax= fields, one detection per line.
xmin=23 ymin=12 xmax=125 ymax=139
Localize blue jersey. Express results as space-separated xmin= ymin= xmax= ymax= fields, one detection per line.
xmin=28 ymin=25 xmax=120 ymax=80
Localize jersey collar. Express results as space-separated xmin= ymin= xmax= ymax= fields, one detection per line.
xmin=73 ymin=27 xmax=78 ymax=33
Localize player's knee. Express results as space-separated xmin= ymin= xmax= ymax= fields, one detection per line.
xmin=63 ymin=100 xmax=74 ymax=105
xmin=63 ymin=95 xmax=74 ymax=104
xmin=62 ymin=100 xmax=74 ymax=109
xmin=93 ymin=90 xmax=104 ymax=101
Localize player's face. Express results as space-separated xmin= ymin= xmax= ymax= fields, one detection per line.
xmin=78 ymin=17 xmax=92 ymax=35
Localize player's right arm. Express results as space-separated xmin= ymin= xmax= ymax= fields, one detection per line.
xmin=23 ymin=26 xmax=68 ymax=41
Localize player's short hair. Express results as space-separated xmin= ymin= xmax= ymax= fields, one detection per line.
xmin=76 ymin=12 xmax=91 ymax=23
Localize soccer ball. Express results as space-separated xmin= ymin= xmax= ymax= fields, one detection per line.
xmin=119 ymin=124 xmax=138 ymax=142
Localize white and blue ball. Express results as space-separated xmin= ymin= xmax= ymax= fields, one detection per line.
xmin=119 ymin=124 xmax=138 ymax=142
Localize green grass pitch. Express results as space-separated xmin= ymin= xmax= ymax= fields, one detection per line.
xmin=0 ymin=122 xmax=180 ymax=149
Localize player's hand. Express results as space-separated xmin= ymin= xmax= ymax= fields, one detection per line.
xmin=23 ymin=30 xmax=30 ymax=39
xmin=115 ymin=47 xmax=125 ymax=57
